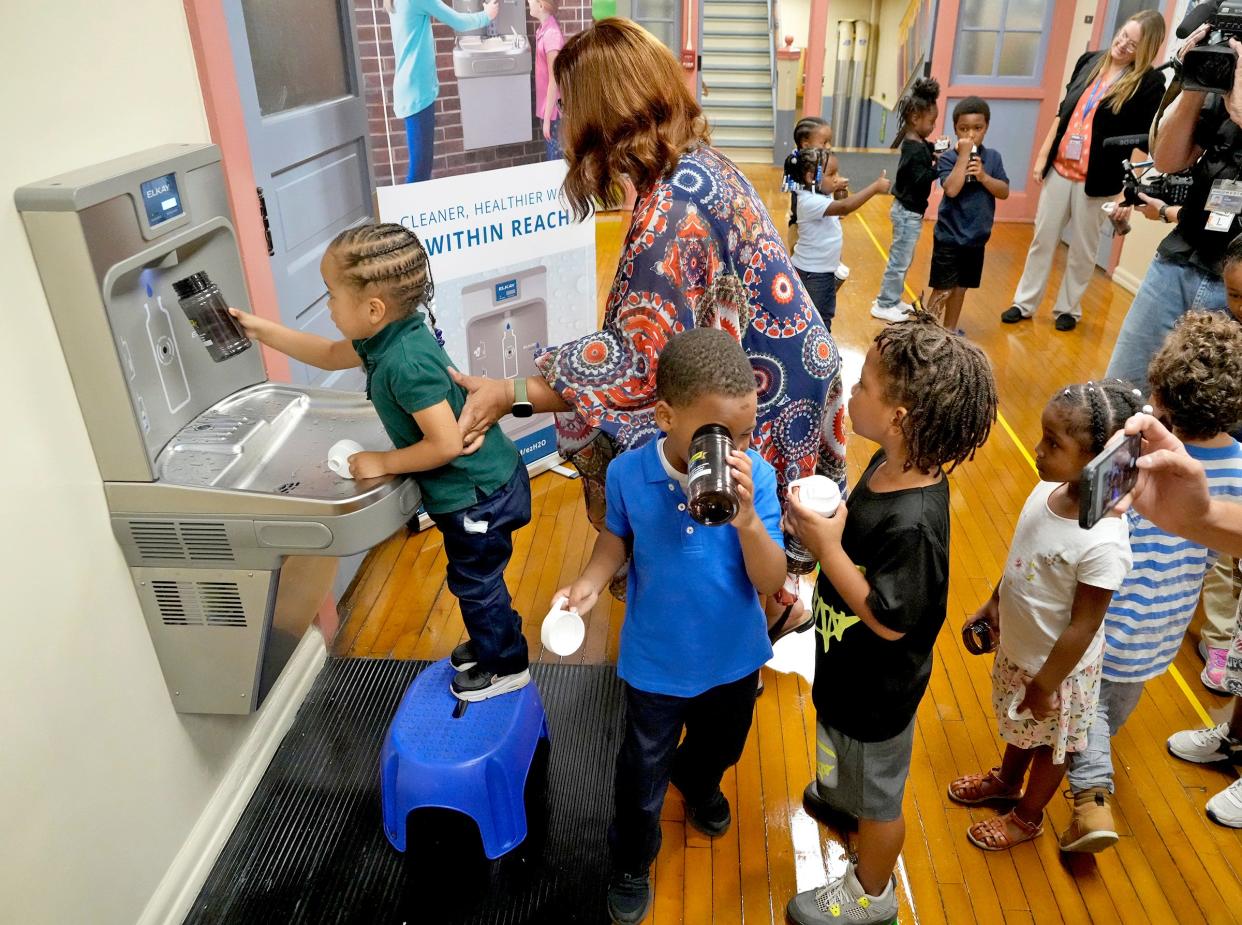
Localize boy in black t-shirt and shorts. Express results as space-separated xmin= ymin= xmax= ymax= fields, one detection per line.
xmin=783 ymin=314 xmax=998 ymax=925
xmin=925 ymin=97 xmax=1010 ymax=335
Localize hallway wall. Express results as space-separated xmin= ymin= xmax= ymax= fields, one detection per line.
xmin=0 ymin=2 xmax=313 ymax=923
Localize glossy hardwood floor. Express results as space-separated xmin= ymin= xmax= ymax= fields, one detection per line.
xmin=335 ymin=166 xmax=1242 ymax=924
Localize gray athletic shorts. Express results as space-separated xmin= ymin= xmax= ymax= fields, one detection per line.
xmin=814 ymin=716 xmax=916 ymax=822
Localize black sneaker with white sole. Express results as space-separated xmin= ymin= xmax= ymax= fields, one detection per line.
xmin=449 ymin=641 xmax=477 ymax=672
xmin=450 ymin=664 xmax=531 ymax=702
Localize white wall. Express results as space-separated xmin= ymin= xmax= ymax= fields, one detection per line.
xmin=0 ymin=3 xmax=290 ymax=923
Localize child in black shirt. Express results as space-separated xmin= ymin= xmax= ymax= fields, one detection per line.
xmin=871 ymin=78 xmax=943 ymax=323
xmin=783 ymin=313 xmax=998 ymax=925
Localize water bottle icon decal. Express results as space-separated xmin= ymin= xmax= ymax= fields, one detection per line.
xmin=502 ymin=319 xmax=519 ymax=380
xmin=144 ymin=284 xmax=191 ymax=414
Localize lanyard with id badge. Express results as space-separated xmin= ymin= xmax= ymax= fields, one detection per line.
xmin=1205 ymin=179 xmax=1242 ymax=232
xmin=1064 ymin=75 xmax=1114 ymax=162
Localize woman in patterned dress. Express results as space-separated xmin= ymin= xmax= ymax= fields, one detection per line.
xmin=453 ymin=18 xmax=845 ymax=621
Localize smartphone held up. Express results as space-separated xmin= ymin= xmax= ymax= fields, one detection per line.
xmin=1078 ymin=432 xmax=1143 ymax=529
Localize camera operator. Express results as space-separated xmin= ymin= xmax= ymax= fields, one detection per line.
xmin=1105 ymin=22 xmax=1242 ymax=393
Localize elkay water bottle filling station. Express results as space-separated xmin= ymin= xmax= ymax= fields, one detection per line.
xmin=17 ymin=144 xmax=420 ymax=715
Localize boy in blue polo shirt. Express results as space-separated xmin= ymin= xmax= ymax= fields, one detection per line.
xmin=925 ymin=96 xmax=1010 ymax=335
xmin=556 ymin=328 xmax=787 ymax=925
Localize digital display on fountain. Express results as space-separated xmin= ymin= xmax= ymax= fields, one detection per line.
xmin=140 ymin=172 xmax=184 ymax=226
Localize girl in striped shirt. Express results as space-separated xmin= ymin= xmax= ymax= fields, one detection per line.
xmin=1061 ymin=312 xmax=1242 ymax=852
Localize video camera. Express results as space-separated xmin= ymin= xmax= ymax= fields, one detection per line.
xmin=1178 ymin=0 xmax=1242 ymax=93
xmin=1122 ymin=160 xmax=1196 ymax=205
xmin=1104 ymin=135 xmax=1196 ymax=205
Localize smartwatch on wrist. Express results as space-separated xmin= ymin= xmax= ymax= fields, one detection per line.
xmin=1159 ymin=204 xmax=1170 ymax=223
xmin=511 ymin=377 xmax=535 ymax=418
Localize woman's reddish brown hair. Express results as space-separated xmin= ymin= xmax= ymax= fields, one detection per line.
xmin=553 ymin=18 xmax=710 ymax=219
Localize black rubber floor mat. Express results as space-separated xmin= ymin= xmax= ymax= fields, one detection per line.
xmin=184 ymin=658 xmax=626 ymax=925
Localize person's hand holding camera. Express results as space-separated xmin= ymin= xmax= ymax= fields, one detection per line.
xmin=1135 ymin=190 xmax=1177 ymax=223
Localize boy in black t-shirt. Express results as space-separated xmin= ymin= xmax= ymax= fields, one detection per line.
xmin=783 ymin=314 xmax=998 ymax=925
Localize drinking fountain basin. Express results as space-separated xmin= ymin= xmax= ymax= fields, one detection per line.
xmin=453 ymin=35 xmax=531 ymax=77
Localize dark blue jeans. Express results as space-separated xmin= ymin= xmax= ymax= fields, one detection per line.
xmin=428 ymin=465 xmax=531 ymax=674
xmin=796 ymin=267 xmax=838 ymax=331
xmin=609 ymin=670 xmax=759 ymax=873
xmin=404 ymin=103 xmax=436 ymax=184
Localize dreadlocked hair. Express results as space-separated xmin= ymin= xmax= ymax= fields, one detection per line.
xmin=871 ymin=311 xmax=997 ymax=474
xmin=1049 ymin=379 xmax=1145 ymax=456
xmin=895 ymin=76 xmax=940 ymax=138
xmin=328 ymin=223 xmax=444 ymax=346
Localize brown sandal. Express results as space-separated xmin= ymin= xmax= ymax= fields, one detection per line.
xmin=967 ymin=810 xmax=1044 ymax=851
xmin=947 ymin=768 xmax=1024 ymax=806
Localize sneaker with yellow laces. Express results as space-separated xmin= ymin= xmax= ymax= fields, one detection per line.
xmin=787 ymin=862 xmax=898 ymax=924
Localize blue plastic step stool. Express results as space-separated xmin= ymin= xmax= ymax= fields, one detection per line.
xmin=380 ymin=658 xmax=550 ymax=859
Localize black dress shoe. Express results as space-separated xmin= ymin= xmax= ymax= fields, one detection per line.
xmin=1054 ymin=314 xmax=1078 ymax=331
xmin=1000 ymin=306 xmax=1027 ymax=324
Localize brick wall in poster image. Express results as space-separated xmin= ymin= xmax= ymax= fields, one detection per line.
xmin=353 ymin=0 xmax=592 ymax=187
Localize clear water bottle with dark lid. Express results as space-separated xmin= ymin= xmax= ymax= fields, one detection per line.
xmin=171 ymin=271 xmax=252 ymax=362
xmin=686 ymin=423 xmax=739 ymax=526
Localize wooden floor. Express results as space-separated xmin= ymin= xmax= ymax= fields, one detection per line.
xmin=335 ymin=167 xmax=1242 ymax=924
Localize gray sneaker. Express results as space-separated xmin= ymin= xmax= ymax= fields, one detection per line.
xmin=787 ymin=862 xmax=898 ymax=924
xmin=1167 ymin=723 xmax=1240 ymax=764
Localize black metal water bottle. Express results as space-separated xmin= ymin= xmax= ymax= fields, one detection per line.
xmin=172 ymin=271 xmax=252 ymax=362
xmin=686 ymin=424 xmax=739 ymax=526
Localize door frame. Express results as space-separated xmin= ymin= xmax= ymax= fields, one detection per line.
xmin=182 ymin=0 xmax=290 ymax=382
xmin=182 ymin=0 xmax=346 ymax=634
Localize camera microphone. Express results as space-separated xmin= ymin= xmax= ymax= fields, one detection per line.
xmin=1102 ymin=134 xmax=1150 ymax=149
xmin=1177 ymin=0 xmax=1221 ymax=39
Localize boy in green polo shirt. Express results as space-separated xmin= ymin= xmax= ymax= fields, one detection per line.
xmin=230 ymin=223 xmax=530 ymax=701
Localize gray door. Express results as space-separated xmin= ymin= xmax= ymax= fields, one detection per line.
xmin=225 ymin=0 xmax=373 ymax=390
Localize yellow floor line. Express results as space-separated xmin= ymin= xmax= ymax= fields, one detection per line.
xmin=854 ymin=210 xmax=1218 ymax=731
xmin=1170 ymin=664 xmax=1217 ymax=728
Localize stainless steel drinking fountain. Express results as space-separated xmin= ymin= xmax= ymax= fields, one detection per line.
xmin=17 ymin=144 xmax=421 ymax=714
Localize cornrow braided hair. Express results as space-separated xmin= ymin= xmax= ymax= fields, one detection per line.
xmin=1050 ymin=379 xmax=1145 ymax=456
xmin=872 ymin=311 xmax=998 ymax=474
xmin=328 ymin=223 xmax=444 ymax=347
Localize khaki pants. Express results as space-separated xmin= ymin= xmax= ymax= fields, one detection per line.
xmin=1201 ymin=555 xmax=1241 ymax=651
xmin=1011 ymin=170 xmax=1110 ymax=321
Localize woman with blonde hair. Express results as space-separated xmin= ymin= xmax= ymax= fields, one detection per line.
xmin=1001 ymin=10 xmax=1166 ymax=332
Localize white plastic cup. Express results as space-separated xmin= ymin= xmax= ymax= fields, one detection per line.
xmin=785 ymin=475 xmax=843 ymax=575
xmin=541 ymin=597 xmax=586 ymax=657
xmin=327 ymin=439 xmax=365 ymax=479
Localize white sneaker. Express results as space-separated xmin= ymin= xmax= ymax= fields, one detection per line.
xmin=869 ymin=301 xmax=911 ymax=323
xmin=1167 ymin=723 xmax=1239 ymax=764
xmin=1206 ymin=778 xmax=1242 ymax=828
xmin=787 ymin=861 xmax=898 ymax=924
